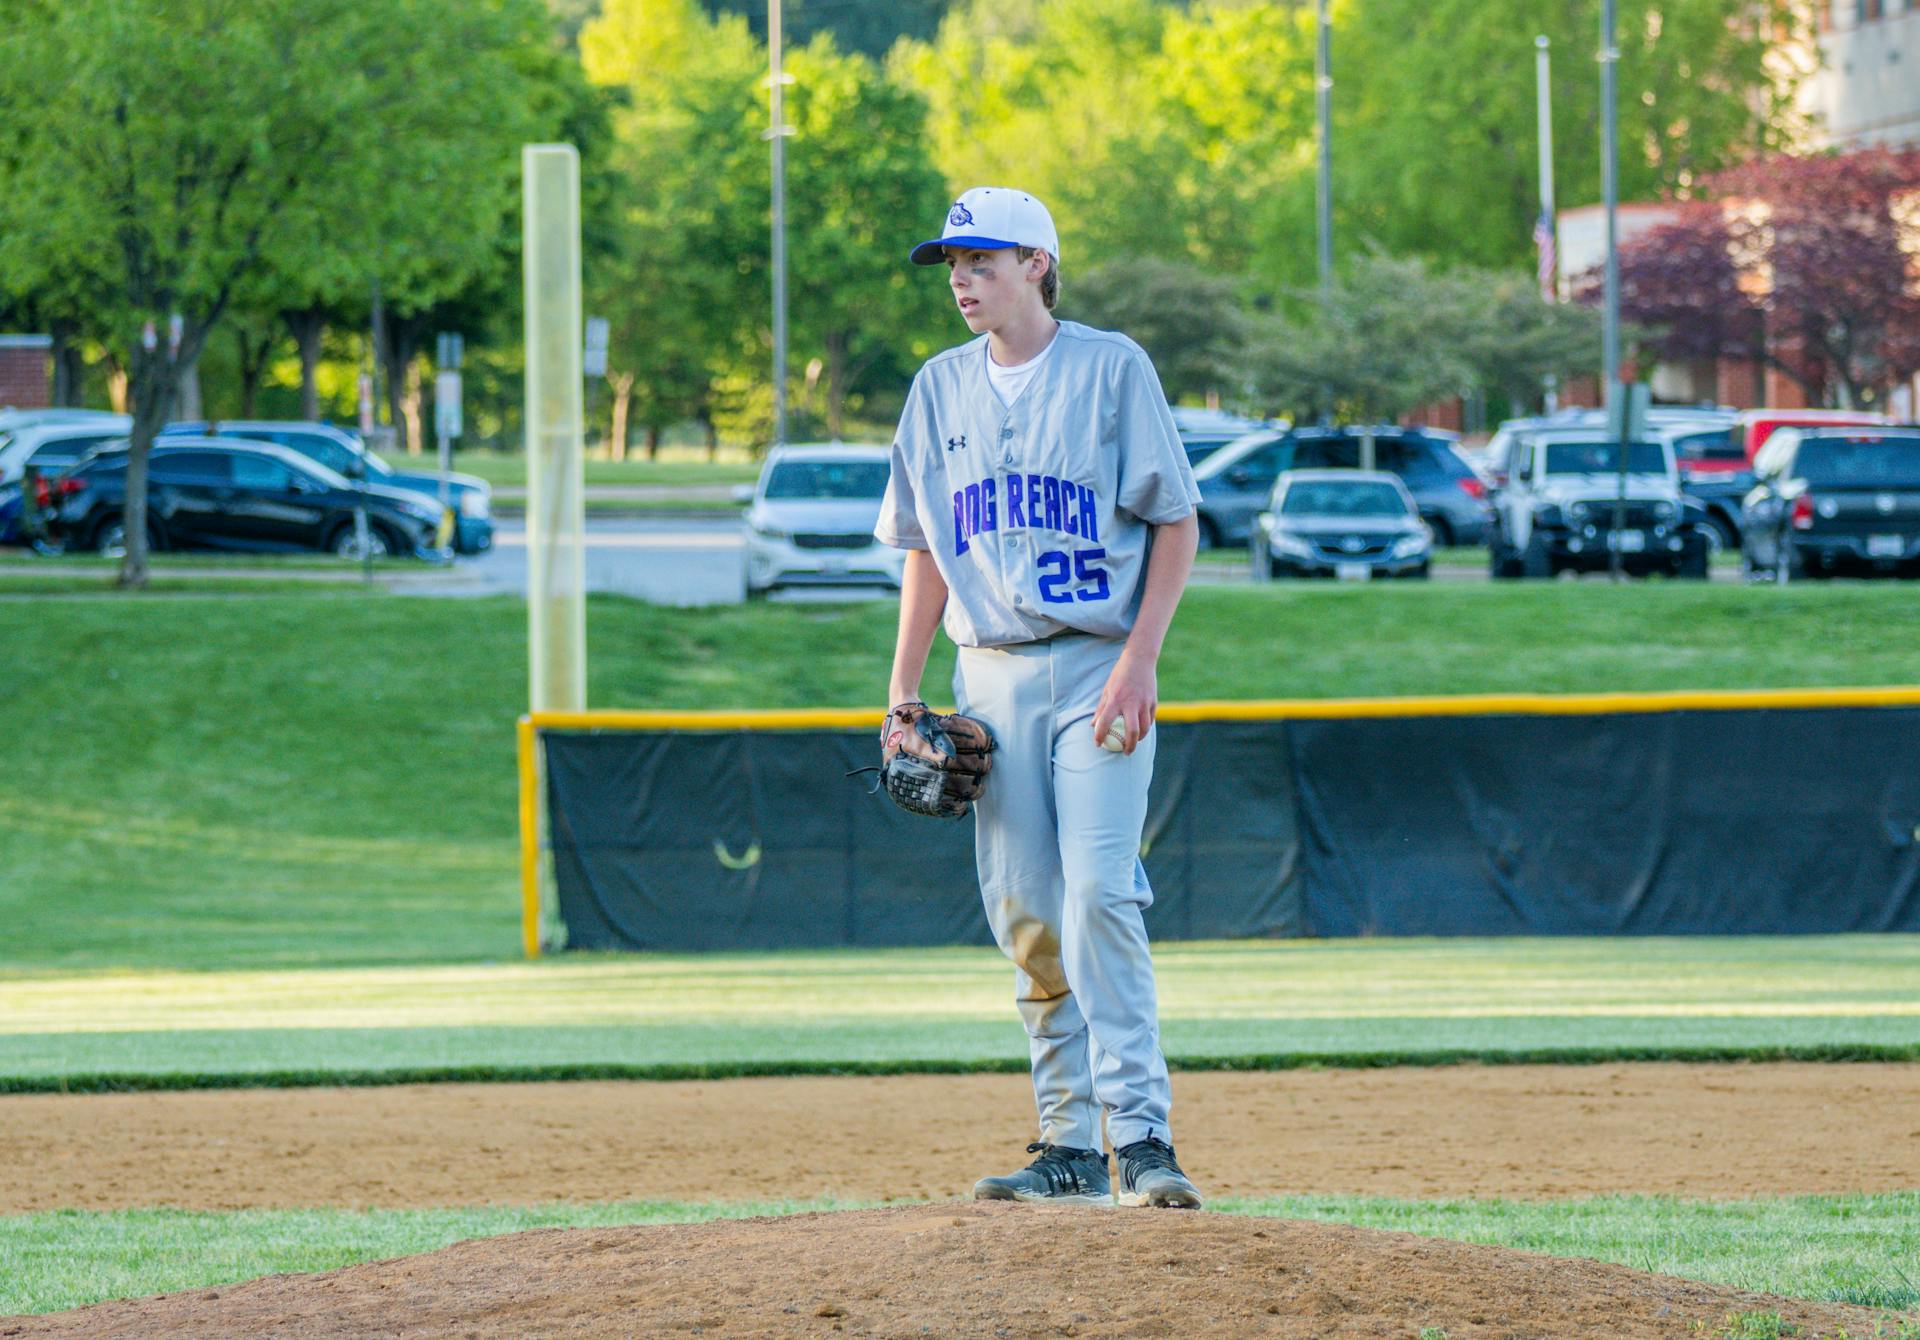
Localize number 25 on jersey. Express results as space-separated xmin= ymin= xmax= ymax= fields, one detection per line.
xmin=1037 ymin=547 xmax=1109 ymax=604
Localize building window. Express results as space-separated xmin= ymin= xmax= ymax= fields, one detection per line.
xmin=1857 ymin=0 xmax=1882 ymax=23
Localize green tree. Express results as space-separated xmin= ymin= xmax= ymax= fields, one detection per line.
xmin=783 ymin=37 xmax=952 ymax=437
xmin=0 ymin=0 xmax=557 ymax=584
xmin=1241 ymin=253 xmax=1598 ymax=424
xmin=893 ymin=0 xmax=1183 ymax=267
xmin=1331 ymin=0 xmax=1807 ymax=277
xmin=1064 ymin=259 xmax=1249 ymax=404
xmin=582 ymin=0 xmax=767 ymax=453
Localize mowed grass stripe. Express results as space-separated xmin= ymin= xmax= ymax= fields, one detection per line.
xmin=4 ymin=937 xmax=1919 ymax=1084
xmin=7 ymin=939 xmax=1918 ymax=1030
xmin=4 ymin=1194 xmax=1917 ymax=1317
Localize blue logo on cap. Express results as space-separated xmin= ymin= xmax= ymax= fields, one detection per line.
xmin=948 ymin=202 xmax=974 ymax=227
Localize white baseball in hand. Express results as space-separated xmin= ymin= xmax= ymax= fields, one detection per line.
xmin=1099 ymin=718 xmax=1129 ymax=753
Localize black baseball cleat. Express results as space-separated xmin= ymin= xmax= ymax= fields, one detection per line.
xmin=973 ymin=1142 xmax=1112 ymax=1204
xmin=1114 ymin=1136 xmax=1204 ymax=1209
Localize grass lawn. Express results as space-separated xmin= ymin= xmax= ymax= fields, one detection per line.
xmin=3 ymin=1193 xmax=1916 ymax=1317
xmin=4 ymin=584 xmax=1920 ymax=977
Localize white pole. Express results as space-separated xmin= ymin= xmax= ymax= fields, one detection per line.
xmin=523 ymin=144 xmax=587 ymax=714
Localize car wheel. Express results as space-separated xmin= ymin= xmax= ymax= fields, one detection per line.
xmin=88 ymin=515 xmax=163 ymax=559
xmin=1425 ymin=515 xmax=1454 ymax=548
xmin=1678 ymin=535 xmax=1710 ymax=579
xmin=329 ymin=522 xmax=393 ymax=559
xmin=1195 ymin=515 xmax=1222 ymax=552
xmin=1703 ymin=514 xmax=1737 ymax=555
xmin=91 ymin=517 xmax=128 ymax=558
xmin=1407 ymin=562 xmax=1431 ymax=580
xmin=1521 ymin=536 xmax=1553 ymax=579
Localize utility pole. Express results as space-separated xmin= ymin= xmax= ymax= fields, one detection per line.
xmin=1315 ymin=0 xmax=1332 ymax=301
xmin=766 ymin=0 xmax=793 ymax=448
xmin=1315 ymin=0 xmax=1333 ymax=425
xmin=1536 ymin=35 xmax=1559 ymax=413
xmin=1600 ymin=0 xmax=1625 ymax=581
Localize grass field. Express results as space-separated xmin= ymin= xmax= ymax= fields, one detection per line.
xmin=6 ymin=583 xmax=1920 ymax=974
xmin=4 ymin=1193 xmax=1917 ymax=1316
xmin=5 ymin=583 xmax=1919 ymax=1322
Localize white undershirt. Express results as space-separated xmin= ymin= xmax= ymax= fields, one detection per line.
xmin=986 ymin=331 xmax=1058 ymax=408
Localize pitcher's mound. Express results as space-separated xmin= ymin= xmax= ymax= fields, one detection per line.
xmin=4 ymin=1202 xmax=1903 ymax=1339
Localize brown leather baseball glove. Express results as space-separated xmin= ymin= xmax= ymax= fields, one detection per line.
xmin=856 ymin=701 xmax=996 ymax=819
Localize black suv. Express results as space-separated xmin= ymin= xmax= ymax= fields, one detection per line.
xmin=51 ymin=439 xmax=451 ymax=558
xmin=1741 ymin=426 xmax=1920 ymax=582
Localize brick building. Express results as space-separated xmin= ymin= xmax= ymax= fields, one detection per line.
xmin=0 ymin=335 xmax=53 ymax=410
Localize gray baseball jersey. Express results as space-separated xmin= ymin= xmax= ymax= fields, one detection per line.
xmin=874 ymin=321 xmax=1200 ymax=648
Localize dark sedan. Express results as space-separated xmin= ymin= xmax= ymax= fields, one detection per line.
xmin=162 ymin=420 xmax=493 ymax=553
xmin=1741 ymin=426 xmax=1920 ymax=582
xmin=50 ymin=439 xmax=452 ymax=558
xmin=1251 ymin=471 xmax=1431 ymax=580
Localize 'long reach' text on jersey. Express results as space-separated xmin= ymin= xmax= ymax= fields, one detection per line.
xmin=875 ymin=321 xmax=1201 ymax=648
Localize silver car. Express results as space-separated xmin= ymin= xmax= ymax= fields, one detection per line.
xmin=741 ymin=444 xmax=905 ymax=594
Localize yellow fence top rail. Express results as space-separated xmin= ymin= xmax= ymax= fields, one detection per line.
xmin=524 ymin=685 xmax=1920 ymax=733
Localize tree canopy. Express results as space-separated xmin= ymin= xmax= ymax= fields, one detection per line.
xmin=1617 ymin=148 xmax=1920 ymax=408
xmin=0 ymin=0 xmax=564 ymax=582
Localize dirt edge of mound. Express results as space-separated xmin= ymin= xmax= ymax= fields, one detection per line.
xmin=5 ymin=1202 xmax=1909 ymax=1340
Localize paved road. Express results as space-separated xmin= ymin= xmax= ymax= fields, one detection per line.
xmin=381 ymin=518 xmax=1739 ymax=603
xmin=388 ymin=518 xmax=749 ymax=604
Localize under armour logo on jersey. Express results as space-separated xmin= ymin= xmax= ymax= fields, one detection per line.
xmin=948 ymin=202 xmax=974 ymax=227
xmin=946 ymin=434 xmax=967 ymax=452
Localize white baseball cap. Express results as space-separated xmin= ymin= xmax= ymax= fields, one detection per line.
xmin=909 ymin=187 xmax=1060 ymax=266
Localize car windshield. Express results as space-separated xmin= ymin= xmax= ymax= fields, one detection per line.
xmin=1797 ymin=439 xmax=1920 ymax=488
xmin=763 ymin=460 xmax=889 ymax=500
xmin=1543 ymin=441 xmax=1666 ymax=474
xmin=1281 ymin=480 xmax=1406 ymax=517
xmin=1671 ymin=427 xmax=1744 ymax=461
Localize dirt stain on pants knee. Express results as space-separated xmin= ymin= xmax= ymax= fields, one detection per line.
xmin=1007 ymin=913 xmax=1067 ymax=1000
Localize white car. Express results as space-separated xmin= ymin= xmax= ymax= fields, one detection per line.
xmin=741 ymin=443 xmax=905 ymax=594
xmin=0 ymin=412 xmax=131 ymax=485
xmin=1488 ymin=428 xmax=1709 ymax=579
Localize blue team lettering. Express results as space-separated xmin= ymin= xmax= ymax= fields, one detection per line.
xmin=953 ymin=473 xmax=1098 ymax=556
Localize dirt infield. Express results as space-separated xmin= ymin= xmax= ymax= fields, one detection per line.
xmin=3 ymin=1201 xmax=1904 ymax=1339
xmin=5 ymin=1061 xmax=1919 ymax=1212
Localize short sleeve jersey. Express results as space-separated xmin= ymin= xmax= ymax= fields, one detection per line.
xmin=875 ymin=320 xmax=1200 ymax=648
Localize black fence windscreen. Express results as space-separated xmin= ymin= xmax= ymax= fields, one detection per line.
xmin=542 ymin=707 xmax=1920 ymax=951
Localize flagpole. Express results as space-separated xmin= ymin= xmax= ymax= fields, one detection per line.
xmin=1535 ymin=34 xmax=1558 ymax=413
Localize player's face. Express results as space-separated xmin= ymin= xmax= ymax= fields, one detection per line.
xmin=944 ymin=247 xmax=1040 ymax=332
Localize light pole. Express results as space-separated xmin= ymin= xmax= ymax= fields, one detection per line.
xmin=1315 ymin=0 xmax=1333 ymax=425
xmin=766 ymin=0 xmax=793 ymax=447
xmin=1315 ymin=0 xmax=1332 ymax=301
xmin=1599 ymin=0 xmax=1625 ymax=580
xmin=1536 ymin=34 xmax=1558 ymax=412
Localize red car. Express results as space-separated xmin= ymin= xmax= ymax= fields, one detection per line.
xmin=1686 ymin=408 xmax=1895 ymax=479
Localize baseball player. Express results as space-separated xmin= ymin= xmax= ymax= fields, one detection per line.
xmin=875 ymin=187 xmax=1204 ymax=1209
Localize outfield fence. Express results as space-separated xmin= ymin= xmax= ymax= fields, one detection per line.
xmin=517 ymin=686 xmax=1920 ymax=956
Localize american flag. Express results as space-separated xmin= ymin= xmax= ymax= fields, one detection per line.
xmin=1533 ymin=211 xmax=1557 ymax=302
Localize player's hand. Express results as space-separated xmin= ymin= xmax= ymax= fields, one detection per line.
xmin=1092 ymin=649 xmax=1156 ymax=756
